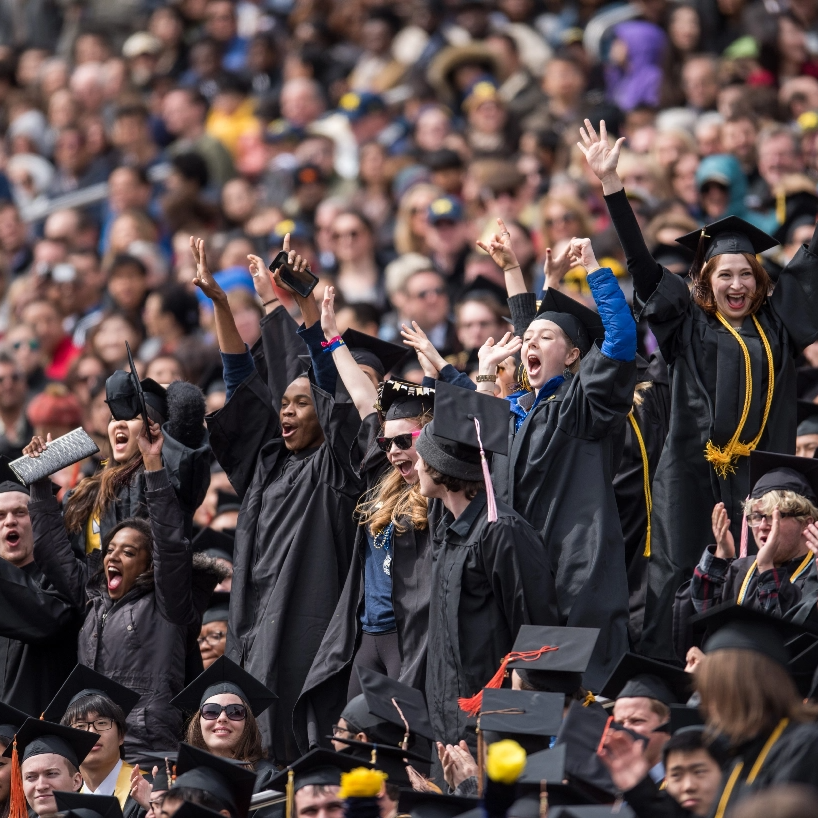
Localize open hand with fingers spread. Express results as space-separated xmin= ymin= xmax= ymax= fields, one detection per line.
xmin=712 ymin=502 xmax=735 ymax=560
xmin=577 ymin=119 xmax=626 ymax=193
xmin=400 ymin=321 xmax=448 ymax=374
xmin=478 ymin=331 xmax=523 ymax=373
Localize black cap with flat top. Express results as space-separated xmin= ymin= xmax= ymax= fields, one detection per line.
xmin=0 ymin=701 xmax=29 ymax=740
xmin=508 ymin=626 xmax=600 ymax=695
xmin=748 ymin=450 xmax=818 ymax=504
xmin=105 ymin=342 xmax=168 ymax=431
xmin=534 ymin=288 xmax=604 ymax=358
xmin=675 ymin=216 xmax=779 ymax=262
xmin=170 ymin=655 xmax=276 ymax=716
xmin=377 ymin=380 xmax=435 ymax=421
xmin=161 ymin=802 xmax=226 ymax=818
xmin=43 ymin=664 xmax=141 ymax=722
xmin=266 ymin=747 xmax=375 ymax=793
xmin=330 ymin=736 xmax=430 ymax=786
xmin=2 ymin=718 xmax=98 ymax=767
xmin=174 ymin=742 xmax=257 ymax=818
xmin=357 ymin=666 xmax=433 ymax=742
xmin=479 ymin=689 xmax=564 ymax=738
xmin=0 ymin=456 xmax=29 ymax=495
xmin=202 ymin=591 xmax=230 ymax=625
xmin=397 ymin=791 xmax=478 ymax=818
xmin=773 ymin=190 xmax=818 ymax=244
xmin=54 ymin=791 xmax=123 ymax=818
xmin=599 ymin=652 xmax=691 ymax=706
xmin=797 ymin=401 xmax=818 ymax=438
xmin=342 ymin=329 xmax=409 ymax=380
xmin=214 ymin=490 xmax=241 ymax=517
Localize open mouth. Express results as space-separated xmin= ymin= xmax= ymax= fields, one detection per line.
xmin=393 ymin=460 xmax=414 ymax=479
xmin=726 ymin=294 xmax=746 ymax=311
xmin=107 ymin=564 xmax=123 ymax=592
xmin=114 ymin=430 xmax=129 ymax=452
xmin=526 ymin=355 xmax=542 ymax=378
xmin=281 ymin=423 xmax=297 ymax=438
xmin=4 ymin=530 xmax=20 ymax=547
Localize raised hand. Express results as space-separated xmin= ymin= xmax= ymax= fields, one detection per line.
xmin=476 ymin=217 xmax=519 ymax=272
xmin=191 ymin=237 xmax=226 ymax=303
xmin=129 ymin=764 xmax=153 ymax=809
xmin=805 ymin=521 xmax=818 ymax=557
xmin=577 ymin=119 xmax=625 ymax=184
xmin=567 ymin=237 xmax=599 ymax=272
xmin=685 ymin=646 xmax=705 ymax=674
xmin=756 ymin=508 xmax=781 ymax=572
xmin=23 ymin=433 xmax=51 ymax=458
xmin=321 ymin=286 xmax=340 ymax=340
xmin=712 ymin=502 xmax=735 ymax=560
xmin=400 ymin=321 xmax=448 ymax=373
xmin=543 ymin=244 xmax=573 ymax=290
xmin=137 ymin=420 xmax=164 ymax=469
xmin=597 ymin=728 xmax=651 ymax=793
xmin=247 ymin=253 xmax=277 ymax=306
xmin=478 ymin=331 xmax=523 ymax=372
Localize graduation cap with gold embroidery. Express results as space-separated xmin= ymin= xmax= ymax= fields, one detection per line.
xmin=377 ymin=380 xmax=435 ymax=421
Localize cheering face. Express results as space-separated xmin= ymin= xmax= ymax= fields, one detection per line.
xmin=200 ymin=692 xmax=246 ymax=755
xmin=0 ymin=490 xmax=33 ymax=568
xmin=521 ymin=319 xmax=579 ymax=391
xmin=708 ymin=254 xmax=757 ymax=323
xmin=104 ymin=527 xmax=151 ymax=600
xmin=280 ymin=378 xmax=325 ymax=453
xmin=383 ymin=418 xmax=422 ymax=485
xmin=21 ymin=753 xmax=82 ymax=817
xmin=108 ymin=417 xmax=144 ymax=463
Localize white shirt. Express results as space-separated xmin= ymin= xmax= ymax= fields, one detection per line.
xmin=82 ymin=758 xmax=123 ymax=797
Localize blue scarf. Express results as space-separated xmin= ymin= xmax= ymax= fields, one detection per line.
xmin=506 ymin=375 xmax=565 ymax=432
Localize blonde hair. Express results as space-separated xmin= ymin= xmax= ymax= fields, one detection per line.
xmin=743 ymin=489 xmax=818 ymax=522
xmin=393 ymin=183 xmax=443 ymax=255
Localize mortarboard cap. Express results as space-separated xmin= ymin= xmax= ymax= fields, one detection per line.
xmin=654 ymin=704 xmax=704 ymax=735
xmin=0 ymin=456 xmax=29 ymax=495
xmin=192 ymin=527 xmax=234 ymax=563
xmin=3 ymin=718 xmax=98 ymax=767
xmin=652 ymin=243 xmax=693 ymax=273
xmin=748 ymin=450 xmax=818 ymax=504
xmin=675 ymin=216 xmax=778 ymax=271
xmin=797 ymin=400 xmax=818 ymax=438
xmin=553 ymin=704 xmax=617 ymax=800
xmin=43 ymin=664 xmax=141 ymax=722
xmin=397 ymin=791 xmax=478 ymax=818
xmin=357 ymin=666 xmax=434 ymax=742
xmin=170 ymin=655 xmax=276 ymax=716
xmin=518 ymin=744 xmax=567 ymax=786
xmin=479 ymin=689 xmax=564 ymax=738
xmin=54 ymin=792 xmax=123 ymax=818
xmin=105 ymin=342 xmax=168 ymax=431
xmin=140 ymin=751 xmax=177 ymax=791
xmin=0 ymin=701 xmax=29 ymax=740
xmin=342 ymin=329 xmax=409 ymax=380
xmin=509 ymin=626 xmax=600 ymax=695
xmin=331 ymin=737 xmax=430 ymax=786
xmin=214 ymin=490 xmax=241 ymax=517
xmin=377 ymin=380 xmax=435 ymax=422
xmin=534 ymin=289 xmax=605 ymax=358
xmin=203 ymin=591 xmax=230 ymax=626
xmin=457 ymin=275 xmax=509 ymax=309
xmin=266 ymin=747 xmax=375 ymax=792
xmin=340 ymin=694 xmax=400 ymax=744
xmin=600 ymin=653 xmax=690 ymax=706
xmin=174 ymin=742 xmax=257 ymax=818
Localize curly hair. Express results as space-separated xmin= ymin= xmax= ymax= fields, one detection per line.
xmin=692 ymin=252 xmax=771 ymax=316
xmin=742 ymin=489 xmax=818 ymax=522
xmin=423 ymin=463 xmax=483 ymax=500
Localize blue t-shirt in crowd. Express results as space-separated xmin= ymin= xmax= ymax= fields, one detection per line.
xmin=360 ymin=523 xmax=396 ymax=634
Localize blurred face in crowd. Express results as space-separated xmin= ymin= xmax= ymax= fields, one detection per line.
xmin=426 ymin=216 xmax=467 ymax=258
xmin=93 ymin=315 xmax=142 ymax=367
xmin=708 ymin=253 xmax=758 ymax=323
xmin=331 ymin=213 xmax=373 ymax=264
xmin=198 ymin=620 xmax=228 ymax=668
xmin=200 ymin=692 xmax=245 ymax=755
xmin=669 ymin=5 xmax=700 ymax=52
xmin=296 ymin=137 xmax=335 ymax=178
xmin=700 ymin=181 xmax=730 ymax=219
xmin=665 ymin=748 xmax=722 ymax=816
xmin=145 ymin=355 xmax=184 ymax=384
xmin=0 ymin=490 xmax=33 ymax=568
xmin=757 ymin=132 xmax=801 ymax=187
xmin=222 ymin=179 xmax=257 ymax=225
xmin=21 ymin=300 xmax=64 ymax=358
xmin=402 ymin=271 xmax=450 ymax=330
xmin=280 ymin=79 xmax=325 ymax=128
xmin=0 ymin=204 xmax=28 ymax=252
xmin=415 ymin=107 xmax=451 ymax=153
xmin=613 ymin=697 xmax=669 ymax=766
xmin=104 ymin=525 xmax=151 ymax=600
xmin=280 ymin=377 xmax=324 ymax=452
xmin=48 ymin=89 xmax=76 ymax=129
xmin=54 ymin=129 xmax=87 ymax=175
xmin=205 ymin=0 xmax=237 ymax=42
xmin=0 ymin=358 xmax=26 ymax=412
xmin=542 ymin=201 xmax=581 ymax=244
xmin=797 ymin=430 xmax=818 ymax=459
xmin=21 ymin=754 xmax=82 ymax=817
xmin=671 ymin=153 xmax=700 ymax=207
xmin=108 ymin=262 xmax=148 ymax=312
xmin=109 ymin=168 xmax=151 ymax=214
xmin=469 ymin=98 xmax=506 ymax=135
xmin=6 ymin=324 xmax=42 ymax=375
xmin=542 ymin=58 xmax=585 ymax=106
xmin=522 ymin=319 xmax=580 ymax=391
xmin=682 ymin=58 xmax=719 ymax=110
xmin=456 ymin=300 xmax=506 ymax=351
xmin=696 ymin=122 xmax=723 ymax=156
xmin=653 ymin=131 xmax=691 ymax=170
xmin=162 ymin=89 xmax=203 ymax=137
xmin=720 ymin=118 xmax=756 ymax=166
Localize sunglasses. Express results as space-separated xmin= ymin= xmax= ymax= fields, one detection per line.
xmin=200 ymin=703 xmax=247 ymax=721
xmin=376 ymin=431 xmax=421 ymax=452
xmin=410 ymin=287 xmax=446 ymax=300
xmin=544 ymin=212 xmax=577 ymax=227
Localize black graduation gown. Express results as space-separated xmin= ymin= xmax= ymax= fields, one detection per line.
xmin=0 ymin=559 xmax=80 ymax=714
xmin=293 ymin=414 xmax=439 ymax=754
xmin=427 ymin=492 xmax=559 ymax=748
xmin=604 ymin=189 xmax=818 ymax=661
xmin=207 ymin=310 xmax=364 ymax=764
xmin=495 ymin=291 xmax=636 ymax=690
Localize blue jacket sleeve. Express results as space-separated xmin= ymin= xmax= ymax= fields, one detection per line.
xmin=587 ymin=267 xmax=637 ymax=362
xmin=221 ymin=346 xmax=255 ymax=400
xmin=427 ymin=364 xmax=477 ymax=391
xmin=297 ymin=320 xmax=337 ymax=396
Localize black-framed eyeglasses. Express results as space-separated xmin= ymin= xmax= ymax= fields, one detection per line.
xmin=200 ymin=702 xmax=247 ymax=721
xmin=72 ymin=717 xmax=115 ymax=732
xmin=376 ymin=431 xmax=421 ymax=452
xmin=331 ymin=724 xmax=354 ymax=737
xmin=746 ymin=511 xmax=799 ymax=528
xmin=197 ymin=630 xmax=226 ymax=646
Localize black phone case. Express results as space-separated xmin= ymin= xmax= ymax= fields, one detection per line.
xmin=269 ymin=252 xmax=318 ymax=297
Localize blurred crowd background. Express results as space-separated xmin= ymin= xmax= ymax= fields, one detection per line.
xmin=2 ymin=0 xmax=818 ymax=499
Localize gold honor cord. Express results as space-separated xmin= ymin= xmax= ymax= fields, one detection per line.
xmin=705 ymin=313 xmax=775 ymax=478
xmin=713 ymin=718 xmax=789 ymax=818
xmin=737 ymin=552 xmax=814 ymax=606
xmin=628 ymin=412 xmax=653 ymax=557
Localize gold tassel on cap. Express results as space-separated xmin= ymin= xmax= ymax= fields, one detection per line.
xmin=285 ymin=769 xmax=294 ymax=818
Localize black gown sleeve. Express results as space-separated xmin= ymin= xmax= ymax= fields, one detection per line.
xmin=769 ymin=240 xmax=818 ymax=351
xmin=604 ymin=189 xmax=665 ymax=304
xmin=508 ymin=292 xmax=537 ymax=337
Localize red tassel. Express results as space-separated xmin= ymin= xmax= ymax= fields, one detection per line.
xmin=740 ymin=496 xmax=750 ymax=558
xmin=457 ymin=645 xmax=559 ymax=717
xmin=9 ymin=738 xmax=28 ymax=818
xmin=474 ymin=418 xmax=497 ymax=523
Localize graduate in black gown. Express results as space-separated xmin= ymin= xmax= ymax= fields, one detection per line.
xmin=579 ymin=119 xmax=818 ymax=661
xmin=195 ymin=238 xmax=365 ymax=763
xmin=414 ymin=381 xmax=559 ymax=750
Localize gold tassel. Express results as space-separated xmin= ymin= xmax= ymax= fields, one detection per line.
xmin=583 ymin=690 xmax=596 ymax=708
xmin=285 ymin=769 xmax=294 ymax=818
xmin=776 ymin=190 xmax=787 ymax=226
xmin=628 ymin=413 xmax=653 ymax=557
xmin=539 ymin=781 xmax=548 ymax=818
xmin=476 ymin=727 xmax=485 ymax=798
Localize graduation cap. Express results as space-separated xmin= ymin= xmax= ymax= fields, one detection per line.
xmin=2 ymin=717 xmax=98 ymax=767
xmin=214 ymin=490 xmax=241 ymax=518
xmin=0 ymin=456 xmax=29 ymax=495
xmin=265 ymin=747 xmax=375 ymax=796
xmin=773 ymin=190 xmax=818 ymax=244
xmin=377 ymin=380 xmax=435 ymax=421
xmin=331 ymin=737 xmax=429 ymax=787
xmin=192 ymin=527 xmax=234 ymax=563
xmin=357 ymin=666 xmax=434 ymax=742
xmin=338 ymin=694 xmax=393 ymax=741
xmin=675 ymin=216 xmax=779 ymax=278
xmin=508 ymin=626 xmax=600 ymax=695
xmin=0 ymin=701 xmax=29 ymax=741
xmin=654 ymin=704 xmax=704 ymax=735
xmin=534 ymin=289 xmax=605 ymax=358
xmin=397 ymin=791 xmax=478 ymax=818
xmin=341 ymin=329 xmax=409 ymax=380
xmin=457 ymin=275 xmax=509 ymax=309
xmin=479 ymin=689 xmax=564 ymax=738
xmin=600 ymin=653 xmax=690 ymax=706
xmin=105 ymin=343 xmax=168 ymax=436
xmin=53 ymin=791 xmax=123 ymax=818
xmin=43 ymin=664 xmax=141 ymax=722
xmin=170 ymin=655 xmax=276 ymax=716
xmin=515 ymin=745 xmax=607 ymax=808
xmin=797 ymin=400 xmax=818 ymax=438
xmin=652 ymin=243 xmax=693 ymax=273
xmin=748 ymin=450 xmax=818 ymax=504
xmin=203 ymin=591 xmax=230 ymax=626
xmin=173 ymin=742 xmax=257 ymax=818
xmin=141 ymin=751 xmax=178 ymax=791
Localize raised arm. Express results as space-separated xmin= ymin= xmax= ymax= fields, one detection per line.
xmin=578 ymin=120 xmax=663 ymax=303
xmin=320 ymin=286 xmax=378 ymax=419
xmin=477 ymin=217 xmax=527 ymax=298
xmin=400 ymin=321 xmax=476 ymax=391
